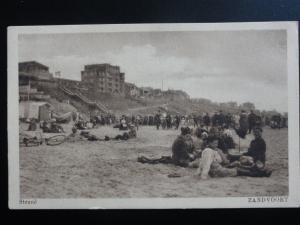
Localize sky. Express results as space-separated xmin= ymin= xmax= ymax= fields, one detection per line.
xmin=18 ymin=30 xmax=287 ymax=112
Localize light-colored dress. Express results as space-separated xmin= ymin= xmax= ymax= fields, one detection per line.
xmin=198 ymin=148 xmax=237 ymax=179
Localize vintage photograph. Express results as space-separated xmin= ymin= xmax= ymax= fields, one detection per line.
xmin=8 ymin=23 xmax=300 ymax=208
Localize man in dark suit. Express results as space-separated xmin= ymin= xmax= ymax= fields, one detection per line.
xmin=248 ymin=110 xmax=257 ymax=134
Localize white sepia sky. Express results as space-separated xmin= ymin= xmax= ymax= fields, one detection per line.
xmin=19 ymin=30 xmax=287 ymax=112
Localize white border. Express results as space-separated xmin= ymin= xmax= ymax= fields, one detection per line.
xmin=8 ymin=22 xmax=300 ymax=209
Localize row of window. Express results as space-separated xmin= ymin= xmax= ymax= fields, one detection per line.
xmin=99 ymin=87 xmax=120 ymax=93
xmin=98 ymin=82 xmax=119 ymax=87
xmin=99 ymin=77 xmax=120 ymax=82
xmin=83 ymin=77 xmax=121 ymax=83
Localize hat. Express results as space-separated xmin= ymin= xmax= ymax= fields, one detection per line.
xmin=181 ymin=127 xmax=191 ymax=135
xmin=206 ymin=135 xmax=219 ymax=143
xmin=253 ymin=126 xmax=263 ymax=132
xmin=201 ymin=132 xmax=208 ymax=139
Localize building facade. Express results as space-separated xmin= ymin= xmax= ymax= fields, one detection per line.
xmin=125 ymin=82 xmax=140 ymax=97
xmin=19 ymin=61 xmax=53 ymax=82
xmin=81 ymin=64 xmax=125 ymax=97
xmin=139 ymin=87 xmax=154 ymax=97
xmin=19 ymin=61 xmax=56 ymax=99
xmin=54 ymin=77 xmax=81 ymax=90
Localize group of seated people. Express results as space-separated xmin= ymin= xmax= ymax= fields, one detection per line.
xmin=39 ymin=120 xmax=65 ymax=133
xmin=77 ymin=123 xmax=137 ymax=141
xmin=113 ymin=116 xmax=130 ymax=130
xmin=171 ymin=125 xmax=272 ymax=179
xmin=73 ymin=117 xmax=95 ymax=130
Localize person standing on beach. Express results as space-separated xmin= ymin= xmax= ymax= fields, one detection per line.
xmin=203 ymin=112 xmax=211 ymax=130
xmin=154 ymin=110 xmax=161 ymax=130
xmin=248 ymin=110 xmax=257 ymax=134
xmin=238 ymin=110 xmax=248 ymax=138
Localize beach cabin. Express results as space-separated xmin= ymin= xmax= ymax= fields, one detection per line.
xmin=19 ymin=101 xmax=53 ymax=121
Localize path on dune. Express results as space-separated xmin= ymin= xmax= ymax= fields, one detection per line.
xmin=127 ymin=103 xmax=168 ymax=112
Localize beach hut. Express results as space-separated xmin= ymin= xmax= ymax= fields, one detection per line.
xmin=19 ymin=101 xmax=53 ymax=121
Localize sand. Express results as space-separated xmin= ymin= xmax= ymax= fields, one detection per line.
xmin=20 ymin=125 xmax=288 ymax=198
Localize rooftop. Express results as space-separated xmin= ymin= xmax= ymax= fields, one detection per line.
xmin=84 ymin=63 xmax=120 ymax=70
xmin=19 ymin=61 xmax=49 ymax=70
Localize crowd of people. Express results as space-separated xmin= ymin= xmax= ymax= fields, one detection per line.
xmin=66 ymin=108 xmax=288 ymax=138
xmin=22 ymin=107 xmax=282 ymax=180
xmin=89 ymin=109 xmax=286 ymax=131
xmin=170 ymin=125 xmax=272 ymax=179
xmin=137 ymin=109 xmax=277 ymax=179
xmin=138 ymin=122 xmax=272 ymax=179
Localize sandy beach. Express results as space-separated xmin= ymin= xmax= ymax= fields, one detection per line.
xmin=20 ymin=125 xmax=288 ymax=198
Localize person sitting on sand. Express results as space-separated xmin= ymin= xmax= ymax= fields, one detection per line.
xmin=218 ymin=125 xmax=236 ymax=154
xmin=191 ymin=129 xmax=203 ymax=151
xmin=235 ymin=127 xmax=272 ymax=177
xmin=110 ymin=124 xmax=137 ymax=141
xmin=171 ymin=127 xmax=200 ymax=167
xmin=75 ymin=119 xmax=87 ymax=130
xmin=196 ymin=136 xmax=237 ymax=179
xmin=244 ymin=127 xmax=266 ymax=163
xmin=84 ymin=124 xmax=137 ymax=142
xmin=193 ymin=126 xmax=209 ymax=150
xmin=128 ymin=124 xmax=137 ymax=138
xmin=138 ymin=126 xmax=201 ymax=166
xmin=28 ymin=118 xmax=37 ymax=131
xmin=119 ymin=115 xmax=128 ymax=130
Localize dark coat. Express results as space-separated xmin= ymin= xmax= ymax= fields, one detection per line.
xmin=171 ymin=134 xmax=195 ymax=167
xmin=203 ymin=115 xmax=211 ymax=126
xmin=244 ymin=137 xmax=266 ymax=163
xmin=248 ymin=113 xmax=257 ymax=127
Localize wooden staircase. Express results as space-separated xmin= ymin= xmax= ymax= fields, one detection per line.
xmin=59 ymin=86 xmax=109 ymax=114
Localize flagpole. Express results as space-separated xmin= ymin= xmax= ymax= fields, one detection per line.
xmin=27 ymin=78 xmax=30 ymax=101
xmin=26 ymin=77 xmax=31 ymax=119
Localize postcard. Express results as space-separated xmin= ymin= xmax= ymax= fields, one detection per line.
xmin=8 ymin=22 xmax=300 ymax=209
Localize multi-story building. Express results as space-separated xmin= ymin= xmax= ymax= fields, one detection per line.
xmin=19 ymin=61 xmax=53 ymax=83
xmin=139 ymin=87 xmax=154 ymax=97
xmin=19 ymin=61 xmax=56 ymax=99
xmin=163 ymin=89 xmax=190 ymax=101
xmin=54 ymin=77 xmax=81 ymax=90
xmin=81 ymin=64 xmax=125 ymax=98
xmin=125 ymin=82 xmax=140 ymax=98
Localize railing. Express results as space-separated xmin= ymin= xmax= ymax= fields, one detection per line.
xmin=59 ymin=86 xmax=109 ymax=113
xmin=73 ymin=90 xmax=109 ymax=112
